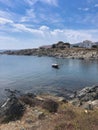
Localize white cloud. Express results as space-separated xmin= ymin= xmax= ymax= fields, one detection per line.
xmin=40 ymin=0 xmax=58 ymax=6
xmin=0 ymin=9 xmax=24 ymax=23
xmin=39 ymin=26 xmax=49 ymax=31
xmin=1 ymin=21 xmax=98 ymax=49
xmin=20 ymin=9 xmax=36 ymax=22
xmin=49 ymin=29 xmax=94 ymax=43
xmin=0 ymin=10 xmax=11 ymax=19
xmin=24 ymin=0 xmax=37 ymax=6
xmin=95 ymin=4 xmax=98 ymax=7
xmin=25 ymin=0 xmax=58 ymax=6
xmin=0 ymin=17 xmax=13 ymax=24
xmin=12 ymin=23 xmax=44 ymax=37
xmin=0 ymin=16 xmax=98 ymax=44
xmin=1 ymin=21 xmax=98 ymax=45
xmin=78 ymin=8 xmax=89 ymax=11
xmin=84 ymin=8 xmax=89 ymax=11
xmin=20 ymin=6 xmax=62 ymax=27
xmin=0 ymin=35 xmax=19 ymax=49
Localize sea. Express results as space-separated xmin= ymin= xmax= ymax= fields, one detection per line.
xmin=0 ymin=55 xmax=98 ymax=99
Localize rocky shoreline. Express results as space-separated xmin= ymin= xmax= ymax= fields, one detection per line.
xmin=0 ymin=85 xmax=98 ymax=130
xmin=1 ymin=40 xmax=98 ymax=59
xmin=70 ymin=85 xmax=98 ymax=109
xmin=0 ymin=85 xmax=98 ymax=121
xmin=1 ymin=47 xmax=98 ymax=60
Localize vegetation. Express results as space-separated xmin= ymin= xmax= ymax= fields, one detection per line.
xmin=54 ymin=103 xmax=98 ymax=130
xmin=0 ymin=93 xmax=98 ymax=130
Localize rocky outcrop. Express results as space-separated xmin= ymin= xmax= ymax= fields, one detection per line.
xmin=0 ymin=97 xmax=25 ymax=123
xmin=1 ymin=40 xmax=98 ymax=59
xmin=71 ymin=85 xmax=98 ymax=110
xmin=0 ymin=85 xmax=98 ymax=124
xmin=2 ymin=47 xmax=98 ymax=59
xmin=0 ymin=85 xmax=98 ymax=130
xmin=0 ymin=90 xmax=60 ymax=123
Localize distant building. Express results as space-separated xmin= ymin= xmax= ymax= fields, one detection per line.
xmin=73 ymin=40 xmax=98 ymax=49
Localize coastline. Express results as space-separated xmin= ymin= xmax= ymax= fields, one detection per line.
xmin=2 ymin=48 xmax=98 ymax=60
xmin=0 ymin=46 xmax=98 ymax=129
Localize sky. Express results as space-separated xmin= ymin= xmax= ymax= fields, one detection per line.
xmin=0 ymin=0 xmax=98 ymax=49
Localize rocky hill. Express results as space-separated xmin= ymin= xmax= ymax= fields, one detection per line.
xmin=2 ymin=47 xmax=98 ymax=59
xmin=1 ymin=40 xmax=98 ymax=59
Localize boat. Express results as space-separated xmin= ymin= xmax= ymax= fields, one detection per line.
xmin=52 ymin=64 xmax=59 ymax=69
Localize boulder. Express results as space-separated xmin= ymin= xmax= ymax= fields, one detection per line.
xmin=70 ymin=98 xmax=80 ymax=107
xmin=76 ymin=86 xmax=98 ymax=102
xmin=91 ymin=100 xmax=98 ymax=108
xmin=71 ymin=86 xmax=98 ymax=109
xmin=0 ymin=97 xmax=25 ymax=123
xmin=81 ymin=102 xmax=94 ymax=110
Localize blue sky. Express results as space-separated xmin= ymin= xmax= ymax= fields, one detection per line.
xmin=0 ymin=0 xmax=98 ymax=49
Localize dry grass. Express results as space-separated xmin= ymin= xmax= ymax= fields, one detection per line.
xmin=54 ymin=103 xmax=98 ymax=130
xmin=0 ymin=96 xmax=98 ymax=130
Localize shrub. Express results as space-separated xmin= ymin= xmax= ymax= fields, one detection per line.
xmin=42 ymin=99 xmax=59 ymax=113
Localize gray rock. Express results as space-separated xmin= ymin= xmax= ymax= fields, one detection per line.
xmin=81 ymin=102 xmax=94 ymax=110
xmin=70 ymin=98 xmax=80 ymax=107
xmin=91 ymin=100 xmax=98 ymax=108
xmin=76 ymin=86 xmax=98 ymax=102
xmin=0 ymin=97 xmax=25 ymax=123
xmin=71 ymin=85 xmax=98 ymax=109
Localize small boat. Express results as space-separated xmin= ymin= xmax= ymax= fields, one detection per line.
xmin=52 ymin=64 xmax=59 ymax=69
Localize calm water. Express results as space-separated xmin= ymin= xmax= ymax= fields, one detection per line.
xmin=0 ymin=55 xmax=98 ymax=98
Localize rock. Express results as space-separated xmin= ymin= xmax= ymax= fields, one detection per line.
xmin=91 ymin=100 xmax=98 ymax=108
xmin=70 ymin=85 xmax=98 ymax=109
xmin=19 ymin=93 xmax=40 ymax=107
xmin=81 ymin=101 xmax=94 ymax=110
xmin=70 ymin=98 xmax=80 ymax=107
xmin=76 ymin=87 xmax=90 ymax=98
xmin=37 ymin=112 xmax=45 ymax=120
xmin=2 ymin=42 xmax=98 ymax=60
xmin=0 ymin=97 xmax=25 ymax=123
xmin=42 ymin=99 xmax=59 ymax=113
xmin=58 ymin=97 xmax=68 ymax=103
xmin=24 ymin=93 xmax=36 ymax=98
xmin=84 ymin=110 xmax=88 ymax=114
xmin=19 ymin=96 xmax=35 ymax=107
xmin=76 ymin=86 xmax=98 ymax=102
